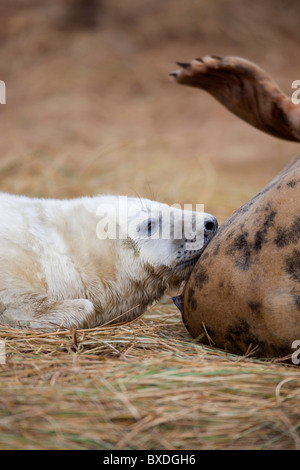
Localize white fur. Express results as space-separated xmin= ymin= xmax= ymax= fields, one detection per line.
xmin=0 ymin=193 xmax=217 ymax=329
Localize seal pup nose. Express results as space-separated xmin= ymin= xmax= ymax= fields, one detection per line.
xmin=204 ymin=216 xmax=218 ymax=236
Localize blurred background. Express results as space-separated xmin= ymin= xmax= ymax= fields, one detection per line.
xmin=1 ymin=0 xmax=300 ymax=223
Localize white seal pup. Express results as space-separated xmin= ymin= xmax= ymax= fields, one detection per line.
xmin=0 ymin=193 xmax=217 ymax=329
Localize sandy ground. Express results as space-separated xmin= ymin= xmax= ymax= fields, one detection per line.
xmin=1 ymin=0 xmax=300 ymax=225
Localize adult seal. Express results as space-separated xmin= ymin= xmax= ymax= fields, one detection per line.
xmin=171 ymin=55 xmax=300 ymax=358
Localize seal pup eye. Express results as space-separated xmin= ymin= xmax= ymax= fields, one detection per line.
xmin=139 ymin=218 xmax=158 ymax=237
xmin=147 ymin=220 xmax=154 ymax=236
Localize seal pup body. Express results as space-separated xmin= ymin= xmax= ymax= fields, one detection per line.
xmin=0 ymin=193 xmax=217 ymax=329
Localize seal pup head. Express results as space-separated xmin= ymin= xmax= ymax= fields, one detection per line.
xmin=94 ymin=195 xmax=217 ymax=325
xmin=125 ymin=197 xmax=217 ymax=279
xmin=96 ymin=195 xmax=217 ymax=295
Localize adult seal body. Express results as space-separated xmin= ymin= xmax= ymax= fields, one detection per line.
xmin=171 ymin=55 xmax=300 ymax=358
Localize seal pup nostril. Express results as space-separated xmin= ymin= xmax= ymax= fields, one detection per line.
xmin=204 ymin=216 xmax=218 ymax=235
xmin=205 ymin=221 xmax=215 ymax=232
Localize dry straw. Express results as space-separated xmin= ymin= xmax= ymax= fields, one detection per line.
xmin=0 ymin=302 xmax=300 ymax=450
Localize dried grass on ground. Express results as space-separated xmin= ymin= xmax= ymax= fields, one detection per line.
xmin=1 ymin=304 xmax=300 ymax=450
